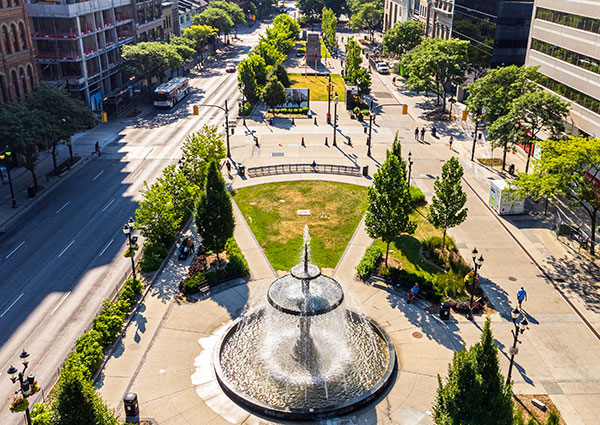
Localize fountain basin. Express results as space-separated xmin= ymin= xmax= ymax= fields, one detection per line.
xmin=214 ymin=309 xmax=396 ymax=420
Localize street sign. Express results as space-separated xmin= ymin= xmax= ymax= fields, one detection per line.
xmin=509 ymin=347 xmax=519 ymax=356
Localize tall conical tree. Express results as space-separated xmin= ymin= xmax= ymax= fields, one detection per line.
xmin=195 ymin=161 xmax=235 ymax=264
xmin=365 ymin=151 xmax=416 ymax=266
xmin=390 ymin=131 xmax=402 ymax=159
xmin=428 ymin=156 xmax=468 ymax=251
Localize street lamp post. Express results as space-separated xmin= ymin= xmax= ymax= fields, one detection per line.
xmin=333 ymin=93 xmax=339 ymax=146
xmin=198 ymin=102 xmax=231 ymax=157
xmin=122 ymin=217 xmax=138 ymax=280
xmin=241 ymin=84 xmax=246 ymax=126
xmin=407 ymin=151 xmax=413 ymax=186
xmin=467 ymin=247 xmax=484 ymax=320
xmin=327 ymin=74 xmax=332 ymax=124
xmin=505 ymin=308 xmax=528 ymax=387
xmin=367 ymin=99 xmax=373 ymax=156
xmin=0 ymin=147 xmax=16 ymax=208
xmin=7 ymin=350 xmax=35 ymax=425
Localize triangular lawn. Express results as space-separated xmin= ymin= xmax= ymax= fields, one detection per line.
xmin=234 ymin=181 xmax=368 ymax=271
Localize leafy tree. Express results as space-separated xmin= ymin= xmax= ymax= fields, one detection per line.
xmin=402 ymin=38 xmax=470 ymax=112
xmin=247 ymin=54 xmax=268 ymax=85
xmin=365 ymin=151 xmax=416 ymax=266
xmin=428 ymin=156 xmax=468 ymax=251
xmin=465 ymin=65 xmax=539 ymax=128
xmin=52 ymin=367 xmax=118 ymax=425
xmin=490 ymin=91 xmax=569 ymax=173
xmin=207 ymin=0 xmax=245 ymax=26
xmin=25 ymin=83 xmax=95 ymax=174
xmin=298 ymin=0 xmax=323 ymax=21
xmin=181 ymin=124 xmax=227 ymax=188
xmin=183 ymin=24 xmax=218 ymax=59
xmin=433 ymin=318 xmax=513 ymax=425
xmin=247 ymin=2 xmax=258 ymax=17
xmin=122 ymin=42 xmax=174 ymax=83
xmin=390 ymin=131 xmax=401 ymax=159
xmin=350 ymin=2 xmax=383 ymax=41
xmin=238 ymin=58 xmax=259 ymax=103
xmin=382 ymin=21 xmax=425 ymax=56
xmin=169 ymin=36 xmax=195 ymax=61
xmin=157 ymin=164 xmax=200 ymax=222
xmin=163 ymin=43 xmax=185 ymax=79
xmin=195 ymin=161 xmax=235 ymax=264
xmin=252 ymin=39 xmax=285 ymax=66
xmin=356 ymin=66 xmax=371 ymax=95
xmin=193 ymin=7 xmax=234 ymax=40
xmin=261 ymin=76 xmax=287 ymax=110
xmin=269 ymin=63 xmax=291 ymax=87
xmin=321 ymin=7 xmax=337 ymax=50
xmin=135 ymin=180 xmax=181 ymax=246
xmin=511 ymin=137 xmax=600 ymax=255
xmin=344 ymin=37 xmax=363 ymax=81
xmin=272 ymin=14 xmax=301 ymax=42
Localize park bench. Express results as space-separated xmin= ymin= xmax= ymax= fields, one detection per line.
xmin=246 ymin=163 xmax=362 ymax=178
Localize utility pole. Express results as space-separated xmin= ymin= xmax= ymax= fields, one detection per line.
xmin=225 ymin=99 xmax=231 ymax=158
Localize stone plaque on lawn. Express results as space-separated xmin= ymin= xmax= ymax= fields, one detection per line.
xmin=297 ymin=209 xmax=311 ymax=216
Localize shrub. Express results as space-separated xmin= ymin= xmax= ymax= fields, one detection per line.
xmin=30 ymin=402 xmax=52 ymax=425
xmin=92 ymin=300 xmax=125 ymax=346
xmin=183 ymin=273 xmax=206 ymax=294
xmin=188 ymin=254 xmax=208 ymax=277
xmin=423 ymin=235 xmax=457 ymax=253
xmin=450 ymin=300 xmax=483 ymax=313
xmin=226 ymin=251 xmax=250 ymax=277
xmin=409 ymin=186 xmax=426 ymax=205
xmin=387 ymin=267 xmax=442 ymax=303
xmin=139 ymin=241 xmax=168 ymax=272
xmin=432 ymin=271 xmax=465 ymax=298
xmin=74 ymin=330 xmax=104 ymax=376
xmin=356 ymin=245 xmax=383 ymax=280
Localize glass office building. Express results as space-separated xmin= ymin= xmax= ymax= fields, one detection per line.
xmin=452 ymin=0 xmax=534 ymax=68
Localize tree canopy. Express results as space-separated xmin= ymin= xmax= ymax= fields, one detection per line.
xmin=428 ymin=156 xmax=468 ymax=251
xmin=321 ymin=7 xmax=337 ymax=50
xmin=122 ymin=42 xmax=182 ymax=82
xmin=261 ymin=76 xmax=287 ymax=110
xmin=350 ymin=1 xmax=383 ymax=40
xmin=181 ymin=124 xmax=227 ymax=188
xmin=344 ymin=37 xmax=363 ymax=82
xmin=511 ymin=136 xmax=600 ymax=255
xmin=182 ymin=24 xmax=218 ymax=55
xmin=193 ymin=7 xmax=234 ymax=37
xmin=382 ymin=21 xmax=424 ymax=56
xmin=207 ymin=0 xmax=245 ymax=25
xmin=402 ymin=38 xmax=470 ymax=112
xmin=365 ymin=151 xmax=416 ymax=265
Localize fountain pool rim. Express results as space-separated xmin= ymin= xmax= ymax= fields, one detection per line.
xmin=213 ymin=308 xmax=397 ymax=420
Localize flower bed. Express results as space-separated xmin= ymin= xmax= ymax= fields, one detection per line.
xmin=267 ymin=107 xmax=309 ymax=115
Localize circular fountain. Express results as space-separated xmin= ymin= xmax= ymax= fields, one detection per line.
xmin=214 ymin=226 xmax=396 ymax=420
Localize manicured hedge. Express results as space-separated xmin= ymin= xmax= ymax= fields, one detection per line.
xmin=268 ymin=107 xmax=309 ymax=115
xmin=139 ymin=241 xmax=168 ymax=272
xmin=356 ymin=245 xmax=383 ymax=280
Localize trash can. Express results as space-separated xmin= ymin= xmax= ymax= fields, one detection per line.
xmin=508 ymin=164 xmax=515 ymax=175
xmin=27 ymin=185 xmax=36 ymax=198
xmin=238 ymin=164 xmax=245 ymax=177
xmin=362 ymin=165 xmax=369 ymax=176
xmin=440 ymin=302 xmax=450 ymax=321
xmin=123 ymin=393 xmax=139 ymax=417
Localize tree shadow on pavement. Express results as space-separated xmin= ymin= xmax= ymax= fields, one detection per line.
xmin=480 ymin=277 xmax=515 ymax=320
xmin=495 ymin=337 xmax=534 ymax=385
xmin=376 ymin=282 xmax=465 ymax=351
xmin=206 ymin=279 xmax=249 ymax=319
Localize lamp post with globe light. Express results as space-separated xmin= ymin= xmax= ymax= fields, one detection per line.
xmin=467 ymin=247 xmax=484 ymax=320
xmin=123 ymin=217 xmax=138 ymax=280
xmin=506 ymin=308 xmax=528 ymax=387
xmin=7 ymin=350 xmax=37 ymax=425
xmin=0 ymin=147 xmax=16 ymax=208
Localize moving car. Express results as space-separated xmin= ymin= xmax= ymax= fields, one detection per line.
xmin=225 ymin=63 xmax=236 ymax=73
xmin=376 ymin=62 xmax=389 ymax=74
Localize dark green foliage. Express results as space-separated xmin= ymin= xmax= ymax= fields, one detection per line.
xmin=382 ymin=21 xmax=425 ymax=56
xmin=139 ymin=241 xmax=168 ymax=272
xmin=433 ymin=318 xmax=513 ymax=425
xmin=73 ymin=331 xmax=104 ymax=378
xmin=261 ymin=76 xmax=287 ymax=110
xmin=390 ymin=131 xmax=401 ymax=158
xmin=93 ymin=300 xmax=125 ymax=346
xmin=193 ymin=7 xmax=234 ymax=37
xmin=386 ymin=267 xmax=442 ymax=303
xmin=365 ymin=151 xmax=416 ymax=266
xmin=225 ymin=238 xmax=250 ymax=278
xmin=410 ymin=186 xmax=426 ymax=205
xmin=195 ymin=161 xmax=235 ymax=260
xmin=270 ymin=63 xmax=291 ymax=87
xmin=52 ymin=367 xmax=118 ymax=425
xmin=356 ymin=245 xmax=382 ymax=280
xmin=183 ymin=273 xmax=206 ymax=294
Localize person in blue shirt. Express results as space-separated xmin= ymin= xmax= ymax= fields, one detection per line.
xmin=517 ymin=287 xmax=527 ymax=309
xmin=407 ymin=283 xmax=419 ymax=304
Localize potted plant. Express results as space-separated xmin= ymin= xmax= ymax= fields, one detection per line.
xmin=10 ymin=396 xmax=28 ymax=413
xmin=123 ymin=243 xmax=139 ymax=258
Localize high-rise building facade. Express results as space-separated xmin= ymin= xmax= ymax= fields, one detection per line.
xmin=133 ymin=0 xmax=164 ymax=42
xmin=26 ymin=0 xmax=135 ymax=110
xmin=525 ymin=0 xmax=600 ymax=137
xmin=453 ymin=0 xmax=533 ymax=68
xmin=0 ymin=0 xmax=38 ymax=103
xmin=383 ymin=0 xmax=414 ymax=33
xmin=413 ymin=0 xmax=454 ymax=39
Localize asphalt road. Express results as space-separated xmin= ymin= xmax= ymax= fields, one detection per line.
xmin=0 ymin=21 xmax=265 ymax=424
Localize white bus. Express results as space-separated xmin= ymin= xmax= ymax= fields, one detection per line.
xmin=153 ymin=77 xmax=190 ymax=108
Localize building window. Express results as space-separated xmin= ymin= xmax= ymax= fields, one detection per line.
xmin=3 ymin=26 xmax=11 ymax=54
xmin=11 ymin=24 xmax=19 ymax=51
xmin=0 ymin=74 xmax=7 ymax=103
xmin=531 ymin=38 xmax=600 ymax=75
xmin=19 ymin=22 xmax=26 ymax=49
xmin=11 ymin=70 xmax=19 ymax=99
xmin=536 ymin=7 xmax=600 ymax=36
xmin=535 ymin=73 xmax=600 ymax=115
xmin=27 ymin=65 xmax=34 ymax=91
xmin=19 ymin=67 xmax=26 ymax=94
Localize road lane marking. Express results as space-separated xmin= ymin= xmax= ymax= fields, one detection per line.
xmin=98 ymin=238 xmax=114 ymax=257
xmin=92 ymin=170 xmax=105 ymax=181
xmin=57 ymin=240 xmax=75 ymax=258
xmin=0 ymin=293 xmax=24 ymax=317
xmin=55 ymin=201 xmax=70 ymax=215
xmin=50 ymin=292 xmax=71 ymax=316
xmin=5 ymin=241 xmax=25 ymax=259
xmin=101 ymin=199 xmax=115 ymax=212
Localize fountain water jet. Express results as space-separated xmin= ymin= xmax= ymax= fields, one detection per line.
xmin=214 ymin=227 xmax=396 ymax=420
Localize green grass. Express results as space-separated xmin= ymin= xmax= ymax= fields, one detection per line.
xmin=234 ymin=181 xmax=368 ymax=271
xmin=289 ymin=73 xmax=346 ymax=102
xmin=372 ymin=206 xmax=441 ymax=274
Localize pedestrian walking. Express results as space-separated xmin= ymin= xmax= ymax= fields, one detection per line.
xmin=226 ymin=161 xmax=231 ymax=176
xmin=94 ymin=141 xmax=101 ymax=156
xmin=517 ymin=287 xmax=527 ymax=309
xmin=407 ymin=283 xmax=419 ymax=304
xmin=420 ymin=128 xmax=425 ymax=141
xmin=392 ymin=76 xmax=396 ymax=85
xmin=414 ymin=127 xmax=419 ymax=140
xmin=449 ymin=136 xmax=454 ymax=150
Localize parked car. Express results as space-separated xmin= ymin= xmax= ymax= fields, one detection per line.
xmin=376 ymin=62 xmax=389 ymax=74
xmin=225 ymin=63 xmax=236 ymax=73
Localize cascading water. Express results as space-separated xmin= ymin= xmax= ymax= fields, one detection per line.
xmin=214 ymin=227 xmax=396 ymax=419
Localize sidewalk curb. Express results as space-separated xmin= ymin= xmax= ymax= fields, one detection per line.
xmin=0 ymin=154 xmax=93 ymax=233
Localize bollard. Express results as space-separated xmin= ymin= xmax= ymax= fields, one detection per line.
xmin=364 ymin=127 xmax=367 ymax=134
xmin=325 ymin=137 xmax=328 ymax=146
xmin=348 ymin=137 xmax=352 ymax=146
xmin=314 ymin=117 xmax=317 ymax=125
xmin=462 ymin=110 xmax=468 ymax=121
xmin=193 ymin=105 xmax=199 ymax=115
xmin=402 ymin=104 xmax=408 ymax=115
xmin=292 ymin=117 xmax=295 ymax=126
xmin=301 ymin=137 xmax=305 ymax=147
xmin=255 ymin=136 xmax=259 ymax=147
